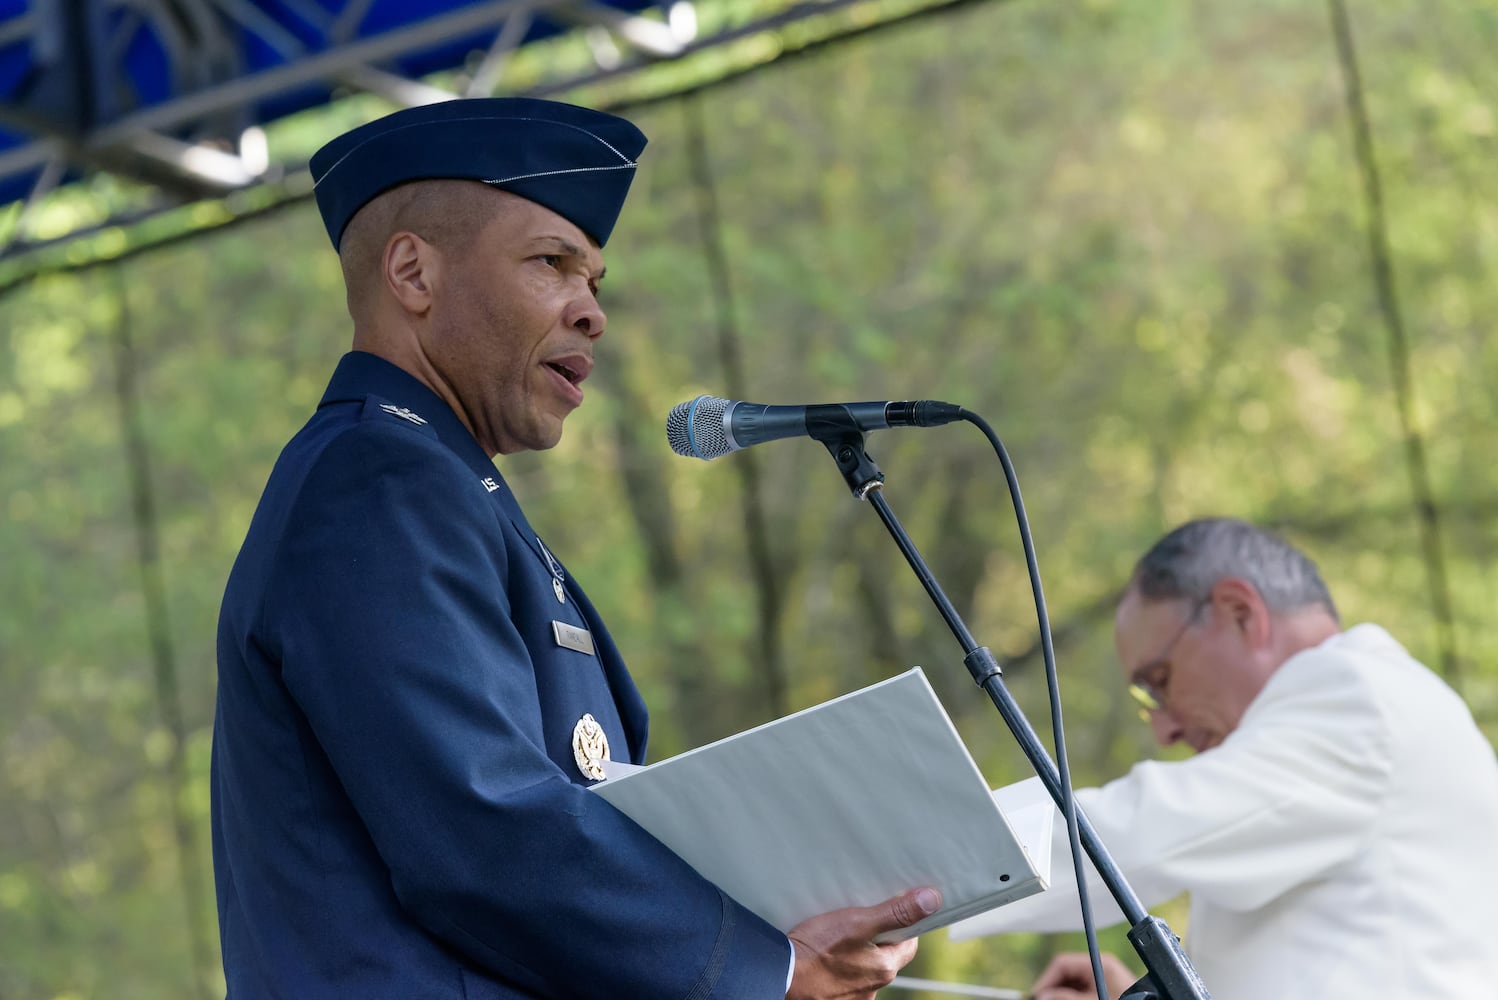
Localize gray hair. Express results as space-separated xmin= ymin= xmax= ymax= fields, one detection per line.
xmin=1130 ymin=518 xmax=1338 ymax=621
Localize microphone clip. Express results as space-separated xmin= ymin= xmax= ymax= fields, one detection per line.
xmin=811 ymin=415 xmax=885 ymax=500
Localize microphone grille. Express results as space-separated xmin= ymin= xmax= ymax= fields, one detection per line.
xmin=666 ymin=395 xmax=731 ymax=460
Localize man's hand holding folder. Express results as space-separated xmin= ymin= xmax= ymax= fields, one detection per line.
xmin=787 ymin=886 xmax=943 ymax=999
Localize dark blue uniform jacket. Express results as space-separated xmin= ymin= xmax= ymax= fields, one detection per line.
xmin=212 ymin=351 xmax=790 ymax=998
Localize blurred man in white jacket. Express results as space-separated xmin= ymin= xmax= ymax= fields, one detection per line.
xmin=952 ymin=518 xmax=1498 ymax=1000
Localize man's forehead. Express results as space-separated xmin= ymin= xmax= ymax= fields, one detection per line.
xmin=493 ymin=192 xmax=606 ymax=269
xmin=1114 ymin=589 xmax=1187 ymax=668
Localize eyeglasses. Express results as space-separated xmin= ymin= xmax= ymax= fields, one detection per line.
xmin=1126 ymin=595 xmax=1210 ymax=720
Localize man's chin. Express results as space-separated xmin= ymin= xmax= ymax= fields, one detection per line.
xmin=500 ymin=437 xmax=562 ymax=455
xmin=534 ymin=419 xmax=567 ymax=451
xmin=493 ymin=417 xmax=567 ymax=455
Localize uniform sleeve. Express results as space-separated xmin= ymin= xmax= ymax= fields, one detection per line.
xmin=261 ymin=425 xmax=791 ymax=998
xmin=951 ymin=650 xmax=1394 ymax=938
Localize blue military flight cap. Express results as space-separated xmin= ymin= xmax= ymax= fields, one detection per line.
xmin=310 ymin=97 xmax=647 ymax=251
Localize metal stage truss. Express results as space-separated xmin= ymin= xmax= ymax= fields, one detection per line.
xmin=0 ymin=0 xmax=969 ymax=281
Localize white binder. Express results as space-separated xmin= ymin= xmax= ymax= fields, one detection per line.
xmin=590 ymin=667 xmax=1051 ymax=940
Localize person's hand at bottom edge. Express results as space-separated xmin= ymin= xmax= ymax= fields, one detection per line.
xmin=1032 ymin=950 xmax=1139 ymax=1000
xmin=786 ymin=886 xmax=942 ymax=1000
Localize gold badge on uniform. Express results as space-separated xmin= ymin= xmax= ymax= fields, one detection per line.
xmin=571 ymin=713 xmax=610 ymax=782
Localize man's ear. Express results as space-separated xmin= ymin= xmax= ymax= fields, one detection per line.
xmin=1212 ymin=576 xmax=1271 ymax=649
xmin=383 ymin=231 xmax=436 ymax=316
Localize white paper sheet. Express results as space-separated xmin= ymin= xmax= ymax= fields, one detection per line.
xmin=991 ymin=776 xmax=1054 ymax=882
xmin=590 ymin=668 xmax=1049 ymax=939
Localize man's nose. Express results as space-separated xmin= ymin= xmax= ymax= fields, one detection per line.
xmin=1149 ymin=709 xmax=1184 ymax=747
xmin=568 ymin=292 xmax=606 ymax=339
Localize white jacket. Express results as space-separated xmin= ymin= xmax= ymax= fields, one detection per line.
xmin=951 ymin=625 xmax=1498 ymax=999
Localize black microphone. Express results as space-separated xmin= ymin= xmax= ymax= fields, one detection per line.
xmin=666 ymin=394 xmax=965 ymax=460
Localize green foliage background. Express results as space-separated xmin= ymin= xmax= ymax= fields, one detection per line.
xmin=3 ymin=0 xmax=1498 ymax=996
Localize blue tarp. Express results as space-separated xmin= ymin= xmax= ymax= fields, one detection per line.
xmin=0 ymin=0 xmax=660 ymax=211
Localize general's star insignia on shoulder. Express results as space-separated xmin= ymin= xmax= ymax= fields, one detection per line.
xmin=378 ymin=403 xmax=427 ymax=425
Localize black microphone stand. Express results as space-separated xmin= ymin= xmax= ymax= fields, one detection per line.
xmin=809 ymin=418 xmax=1211 ymax=1000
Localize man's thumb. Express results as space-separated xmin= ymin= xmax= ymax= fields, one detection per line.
xmin=873 ymin=886 xmax=943 ymax=931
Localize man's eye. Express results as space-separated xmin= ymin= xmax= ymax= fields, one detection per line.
xmin=1138 ymin=664 xmax=1168 ymax=690
xmin=539 ymin=254 xmax=562 ymax=268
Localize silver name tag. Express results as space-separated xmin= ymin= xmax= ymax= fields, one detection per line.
xmin=552 ymin=620 xmax=596 ymax=656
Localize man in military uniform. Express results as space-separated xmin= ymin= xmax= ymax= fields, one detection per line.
xmin=212 ymin=98 xmax=938 ymax=998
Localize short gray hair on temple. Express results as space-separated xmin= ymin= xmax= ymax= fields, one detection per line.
xmin=1130 ymin=517 xmax=1339 ymax=622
